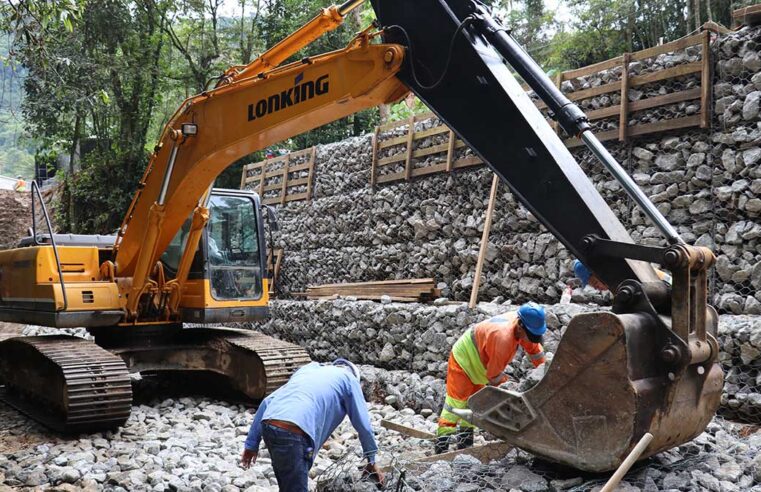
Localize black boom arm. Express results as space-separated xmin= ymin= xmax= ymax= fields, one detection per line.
xmin=371 ymin=0 xmax=678 ymax=290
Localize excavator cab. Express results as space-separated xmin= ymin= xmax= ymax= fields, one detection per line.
xmin=0 ymin=188 xmax=269 ymax=327
xmin=162 ymin=188 xmax=270 ymax=324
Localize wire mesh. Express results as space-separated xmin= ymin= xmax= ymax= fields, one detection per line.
xmin=314 ymin=414 xmax=760 ymax=491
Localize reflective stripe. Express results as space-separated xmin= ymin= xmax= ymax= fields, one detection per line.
xmin=529 ymin=351 xmax=545 ymax=361
xmin=451 ymin=329 xmax=489 ymax=385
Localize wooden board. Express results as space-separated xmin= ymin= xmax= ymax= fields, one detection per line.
xmin=413 ymin=441 xmax=513 ymax=464
xmin=305 ymin=278 xmax=440 ymax=303
xmin=240 ymin=147 xmax=316 ymax=205
xmin=381 ymin=420 xmax=436 ymax=440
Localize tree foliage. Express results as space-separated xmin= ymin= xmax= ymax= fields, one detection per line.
xmin=0 ymin=0 xmax=752 ymax=233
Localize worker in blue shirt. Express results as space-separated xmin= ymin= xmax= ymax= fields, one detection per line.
xmin=241 ymin=358 xmax=384 ymax=491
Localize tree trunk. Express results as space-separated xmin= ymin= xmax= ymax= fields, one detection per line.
xmin=67 ymin=112 xmax=82 ymax=231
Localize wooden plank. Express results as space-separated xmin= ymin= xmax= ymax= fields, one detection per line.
xmin=306 ymin=146 xmax=316 ymax=201
xmin=381 ymin=420 xmax=436 ymax=440
xmin=701 ymin=21 xmax=731 ymax=35
xmin=376 ymin=153 xmax=407 ymax=167
xmin=563 ymin=55 xmax=625 ymax=80
xmin=310 ymin=278 xmax=436 ymax=289
xmin=629 ymin=87 xmax=701 ymax=112
xmin=411 ymin=162 xmax=448 ymax=179
xmin=284 ymin=192 xmax=310 ymax=203
xmin=700 ymin=30 xmax=711 ymax=129
xmin=413 ymin=441 xmax=513 ymax=464
xmin=585 ymin=105 xmax=621 ymax=121
xmin=470 ymin=174 xmax=499 ymax=308
xmin=445 ymin=128 xmax=456 ymax=172
xmin=280 ymin=156 xmax=290 ymax=206
xmin=626 ymin=114 xmax=702 ymax=137
xmin=307 ymin=285 xmax=437 ymax=296
xmin=630 ymin=33 xmax=705 ymax=61
xmin=240 ymin=164 xmax=248 ymax=189
xmin=619 ymin=52 xmax=631 ymax=142
xmin=629 ymin=62 xmax=702 ymax=87
xmin=370 ymin=126 xmax=380 ymax=187
xmin=287 ymin=162 xmax=312 ymax=173
xmin=285 ymin=177 xmax=310 ymax=187
xmin=376 ymin=170 xmax=406 ymax=184
xmin=411 ymin=124 xmax=450 ymax=141
xmin=377 ymin=117 xmax=408 ymax=133
xmin=257 ymin=169 xmax=266 ymax=197
xmin=411 ymin=142 xmax=449 ymax=160
xmin=733 ymin=4 xmax=761 ymax=26
xmin=564 ymin=81 xmax=621 ymax=103
xmin=377 ymin=134 xmax=408 ymax=150
xmin=404 ymin=116 xmax=415 ymax=181
xmin=306 ymin=294 xmax=420 ymax=302
xmin=262 ymin=183 xmax=283 ymax=192
xmin=452 ymin=155 xmax=483 ymax=169
xmin=552 ymin=72 xmax=563 ymax=134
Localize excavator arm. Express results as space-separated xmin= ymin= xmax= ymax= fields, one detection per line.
xmin=112 ymin=8 xmax=407 ymax=318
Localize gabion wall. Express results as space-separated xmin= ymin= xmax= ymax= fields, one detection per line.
xmin=252 ymin=26 xmax=761 ymax=314
xmin=250 ymin=299 xmax=761 ymax=423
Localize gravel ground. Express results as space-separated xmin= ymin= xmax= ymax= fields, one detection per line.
xmin=1 ymin=371 xmax=760 ymax=492
xmin=2 ymin=321 xmax=761 ymax=491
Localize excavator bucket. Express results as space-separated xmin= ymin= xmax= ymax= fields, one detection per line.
xmin=465 ymin=311 xmax=723 ymax=472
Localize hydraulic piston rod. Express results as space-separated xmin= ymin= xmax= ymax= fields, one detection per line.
xmin=471 ymin=4 xmax=684 ymax=246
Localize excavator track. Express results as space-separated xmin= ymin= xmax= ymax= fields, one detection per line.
xmin=0 ymin=335 xmax=132 ymax=433
xmin=93 ymin=326 xmax=311 ymax=401
xmin=225 ymin=331 xmax=312 ymax=396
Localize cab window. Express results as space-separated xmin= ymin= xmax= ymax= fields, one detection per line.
xmin=207 ymin=194 xmax=262 ymax=300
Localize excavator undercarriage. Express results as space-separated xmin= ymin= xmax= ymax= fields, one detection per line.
xmin=0 ymin=327 xmax=310 ymax=432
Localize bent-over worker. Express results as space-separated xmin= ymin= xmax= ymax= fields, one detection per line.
xmin=436 ymin=302 xmax=547 ymax=454
xmin=241 ymin=358 xmax=384 ymax=492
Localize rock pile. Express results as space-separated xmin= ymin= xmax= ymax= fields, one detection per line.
xmin=319 ymin=416 xmax=761 ymax=492
xmin=0 ymin=190 xmax=31 ymax=249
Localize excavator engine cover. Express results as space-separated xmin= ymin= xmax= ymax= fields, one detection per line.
xmin=467 ymin=311 xmax=722 ymax=472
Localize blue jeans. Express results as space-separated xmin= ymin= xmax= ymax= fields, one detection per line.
xmin=262 ymin=422 xmax=315 ymax=492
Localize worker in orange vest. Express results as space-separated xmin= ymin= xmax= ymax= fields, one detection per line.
xmin=435 ymin=302 xmax=547 ymax=454
xmin=13 ymin=176 xmax=26 ymax=192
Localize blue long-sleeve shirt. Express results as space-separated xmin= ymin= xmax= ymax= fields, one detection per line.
xmin=244 ymin=362 xmax=378 ymax=463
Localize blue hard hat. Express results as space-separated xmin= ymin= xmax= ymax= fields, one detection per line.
xmin=574 ymin=259 xmax=592 ymax=287
xmin=517 ymin=302 xmax=547 ymax=338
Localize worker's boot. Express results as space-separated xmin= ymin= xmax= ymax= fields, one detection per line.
xmin=455 ymin=428 xmax=474 ymax=450
xmin=434 ymin=435 xmax=450 ymax=455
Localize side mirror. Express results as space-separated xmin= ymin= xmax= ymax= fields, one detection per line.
xmin=264 ymin=204 xmax=279 ymax=232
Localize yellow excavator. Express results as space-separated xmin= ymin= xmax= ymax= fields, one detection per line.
xmin=0 ymin=0 xmax=722 ymax=473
